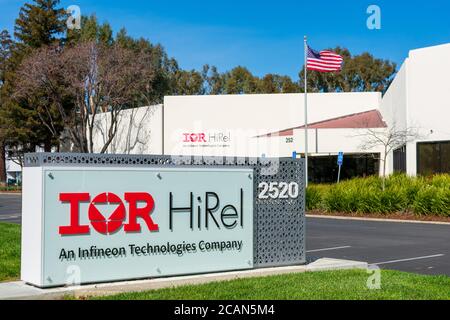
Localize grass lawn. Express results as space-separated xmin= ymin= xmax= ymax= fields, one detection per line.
xmin=0 ymin=223 xmax=21 ymax=282
xmin=94 ymin=269 xmax=450 ymax=300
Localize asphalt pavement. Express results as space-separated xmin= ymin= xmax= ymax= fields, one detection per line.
xmin=1 ymin=194 xmax=449 ymax=276
xmin=306 ymin=217 xmax=450 ymax=276
xmin=0 ymin=193 xmax=21 ymax=224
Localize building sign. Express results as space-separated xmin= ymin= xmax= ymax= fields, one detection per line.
xmin=182 ymin=131 xmax=232 ymax=148
xmin=22 ymin=167 xmax=253 ymax=287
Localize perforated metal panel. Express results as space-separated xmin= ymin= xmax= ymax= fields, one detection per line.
xmin=24 ymin=153 xmax=305 ymax=267
xmin=254 ymin=159 xmax=305 ymax=267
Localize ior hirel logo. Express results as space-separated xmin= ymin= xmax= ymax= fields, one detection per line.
xmin=58 ymin=189 xmax=246 ymax=235
xmin=182 ymin=132 xmax=231 ymax=143
xmin=57 ymin=189 xmax=247 ymax=262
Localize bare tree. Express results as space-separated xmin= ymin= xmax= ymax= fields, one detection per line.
xmin=93 ymin=105 xmax=157 ymax=154
xmin=356 ymin=124 xmax=421 ymax=190
xmin=123 ymin=106 xmax=156 ymax=154
xmin=13 ymin=41 xmax=156 ymax=153
xmin=4 ymin=143 xmax=35 ymax=168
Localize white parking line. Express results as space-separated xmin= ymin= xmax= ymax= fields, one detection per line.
xmin=0 ymin=215 xmax=20 ymax=220
xmin=306 ymin=246 xmax=351 ymax=253
xmin=372 ymin=254 xmax=445 ymax=265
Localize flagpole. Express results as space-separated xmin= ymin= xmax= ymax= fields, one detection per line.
xmin=304 ymin=35 xmax=309 ymax=187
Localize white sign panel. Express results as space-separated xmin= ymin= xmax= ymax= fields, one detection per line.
xmin=21 ymin=167 xmax=253 ymax=287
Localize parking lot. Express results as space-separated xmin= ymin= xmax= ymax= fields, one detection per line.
xmin=1 ymin=193 xmax=449 ymax=276
xmin=306 ymin=217 xmax=450 ymax=276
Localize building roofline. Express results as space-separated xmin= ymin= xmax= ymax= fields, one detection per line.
xmin=255 ymin=109 xmax=387 ymax=138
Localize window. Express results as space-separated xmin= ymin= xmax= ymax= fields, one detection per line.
xmin=417 ymin=141 xmax=450 ymax=175
xmin=441 ymin=142 xmax=450 ymax=173
xmin=308 ymin=153 xmax=380 ymax=183
xmin=393 ymin=145 xmax=406 ymax=173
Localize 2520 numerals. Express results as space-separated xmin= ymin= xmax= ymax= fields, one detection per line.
xmin=258 ymin=182 xmax=299 ymax=199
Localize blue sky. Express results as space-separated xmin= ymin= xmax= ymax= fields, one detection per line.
xmin=1 ymin=0 xmax=449 ymax=79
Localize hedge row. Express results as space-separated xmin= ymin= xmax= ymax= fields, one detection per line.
xmin=306 ymin=174 xmax=450 ymax=216
xmin=0 ymin=186 xmax=22 ymax=192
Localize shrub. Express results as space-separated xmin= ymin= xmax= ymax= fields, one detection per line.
xmin=323 ymin=185 xmax=357 ymax=212
xmin=305 ymin=186 xmax=323 ymax=210
xmin=412 ymin=186 xmax=450 ymax=216
xmin=306 ymin=174 xmax=450 ymax=216
xmin=0 ymin=185 xmax=22 ymax=192
xmin=430 ymin=174 xmax=450 ymax=188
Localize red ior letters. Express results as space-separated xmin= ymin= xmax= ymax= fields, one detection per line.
xmin=58 ymin=192 xmax=159 ymax=235
xmin=59 ymin=193 xmax=91 ymax=235
xmin=183 ymin=133 xmax=207 ymax=143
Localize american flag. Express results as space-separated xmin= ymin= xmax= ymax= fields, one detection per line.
xmin=307 ymin=46 xmax=343 ymax=72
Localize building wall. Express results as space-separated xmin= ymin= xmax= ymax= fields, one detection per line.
xmin=291 ymin=128 xmax=383 ymax=155
xmin=406 ymin=43 xmax=450 ymax=175
xmin=380 ymin=43 xmax=450 ymax=176
xmin=89 ymin=94 xmax=384 ymax=172
xmin=6 ymin=158 xmax=22 ymax=182
xmin=164 ymin=92 xmax=381 ymax=157
xmin=379 ymin=60 xmax=408 ymax=175
xmin=92 ymin=105 xmax=163 ymax=155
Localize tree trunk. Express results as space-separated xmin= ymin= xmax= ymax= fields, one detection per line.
xmin=0 ymin=141 xmax=6 ymax=184
xmin=44 ymin=139 xmax=52 ymax=152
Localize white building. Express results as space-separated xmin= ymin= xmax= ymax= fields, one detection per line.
xmin=5 ymin=157 xmax=22 ymax=184
xmin=67 ymin=43 xmax=450 ymax=182
xmin=159 ymin=92 xmax=386 ymax=183
xmin=380 ymin=43 xmax=450 ymax=177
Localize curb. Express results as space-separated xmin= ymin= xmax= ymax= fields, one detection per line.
xmin=0 ymin=258 xmax=367 ymax=300
xmin=306 ymin=214 xmax=450 ymax=226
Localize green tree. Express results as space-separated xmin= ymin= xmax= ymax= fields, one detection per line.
xmin=299 ymin=47 xmax=396 ymax=93
xmin=115 ymin=27 xmax=133 ymax=48
xmin=170 ymin=69 xmax=204 ymax=95
xmin=0 ymin=30 xmax=13 ymax=85
xmin=202 ymin=64 xmax=226 ymax=95
xmin=224 ymin=66 xmax=260 ymax=94
xmin=66 ymin=15 xmax=113 ymax=46
xmin=1 ymin=0 xmax=67 ymax=157
xmin=259 ymin=74 xmax=300 ymax=93
xmin=14 ymin=0 xmax=66 ymax=49
xmin=0 ymin=30 xmax=14 ymax=182
xmin=115 ymin=28 xmax=175 ymax=104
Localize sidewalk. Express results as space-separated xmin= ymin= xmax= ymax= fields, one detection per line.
xmin=0 ymin=258 xmax=367 ymax=300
